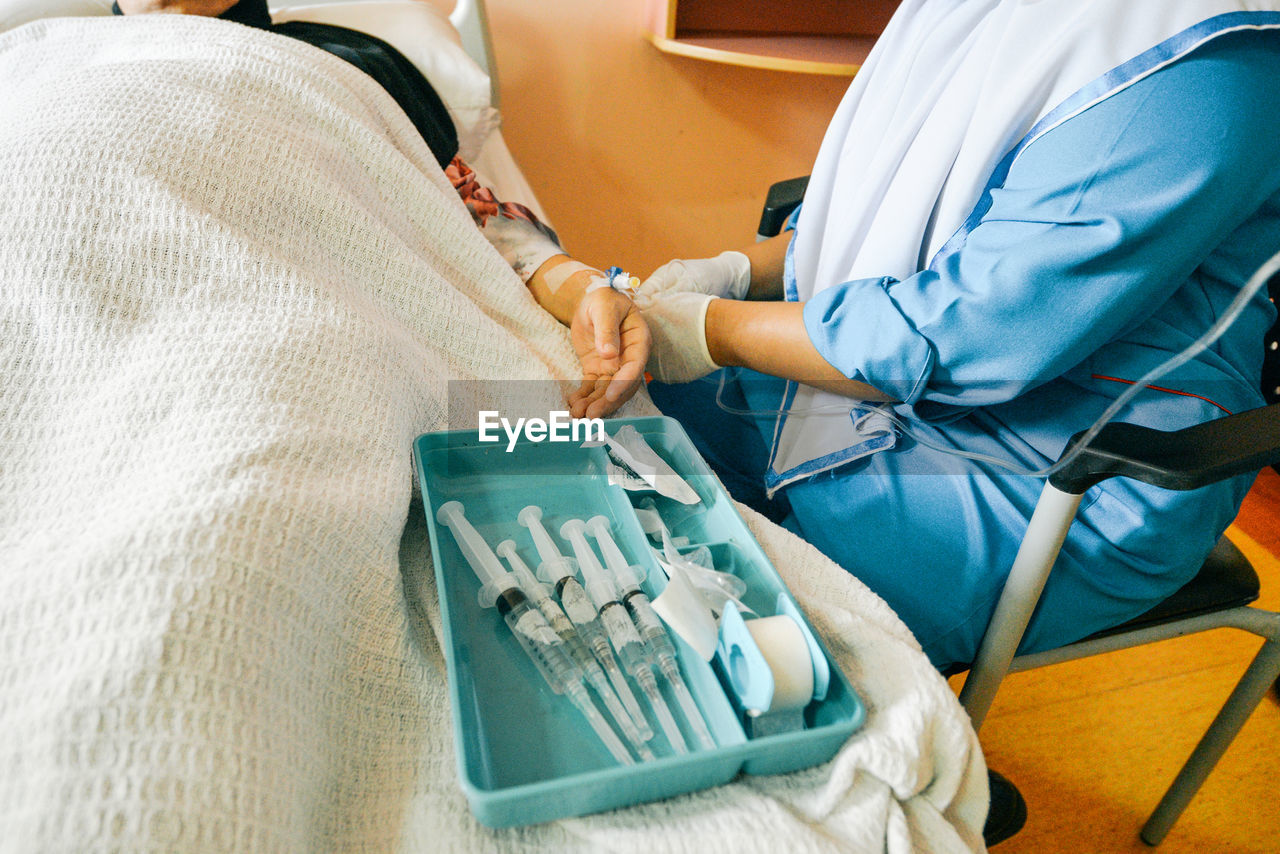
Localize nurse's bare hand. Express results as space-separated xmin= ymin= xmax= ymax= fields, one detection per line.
xmin=568 ymin=288 xmax=650 ymax=419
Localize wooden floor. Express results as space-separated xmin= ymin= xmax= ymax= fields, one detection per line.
xmin=951 ymin=467 xmax=1280 ymax=854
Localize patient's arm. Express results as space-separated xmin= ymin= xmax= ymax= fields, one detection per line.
xmin=447 ymin=157 xmax=565 ymax=282
xmin=447 ymin=158 xmax=649 ymax=416
xmin=568 ymin=288 xmax=649 ymax=419
xmin=528 ymin=257 xmax=650 ymax=419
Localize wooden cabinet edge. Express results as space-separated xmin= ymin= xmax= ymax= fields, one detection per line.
xmin=646 ymin=32 xmax=861 ymax=77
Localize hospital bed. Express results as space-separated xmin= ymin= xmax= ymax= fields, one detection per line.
xmin=0 ymin=2 xmax=987 ymax=851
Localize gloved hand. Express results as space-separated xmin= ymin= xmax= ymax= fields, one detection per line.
xmin=635 ymin=291 xmax=720 ymax=384
xmin=639 ymin=251 xmax=751 ymax=301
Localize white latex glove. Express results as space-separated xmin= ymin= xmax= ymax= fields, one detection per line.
xmin=639 ymin=251 xmax=751 ymax=301
xmin=635 ymin=291 xmax=720 ymax=384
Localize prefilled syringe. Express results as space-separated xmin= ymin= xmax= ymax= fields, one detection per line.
xmin=518 ymin=505 xmax=653 ymax=742
xmin=587 ymin=516 xmax=716 ymax=751
xmin=561 ymin=518 xmax=690 ymax=756
xmin=435 ymin=501 xmax=633 ymax=766
xmin=496 ymin=538 xmax=656 ymax=762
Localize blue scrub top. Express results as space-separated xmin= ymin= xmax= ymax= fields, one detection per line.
xmin=661 ymin=27 xmax=1280 ymax=670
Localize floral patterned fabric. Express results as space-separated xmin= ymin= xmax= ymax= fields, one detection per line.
xmin=446 ymin=156 xmax=564 ymax=282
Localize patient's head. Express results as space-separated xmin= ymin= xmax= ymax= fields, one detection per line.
xmin=115 ymin=0 xmax=240 ymax=14
xmin=114 ymin=0 xmax=272 ymax=27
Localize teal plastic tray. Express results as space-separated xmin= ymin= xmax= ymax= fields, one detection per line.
xmin=413 ymin=415 xmax=865 ymax=828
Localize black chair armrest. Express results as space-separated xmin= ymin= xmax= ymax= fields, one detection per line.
xmin=757 ymin=176 xmax=809 ymax=239
xmin=1049 ymin=402 xmax=1280 ymax=494
xmin=1262 ymin=272 xmax=1279 ymax=404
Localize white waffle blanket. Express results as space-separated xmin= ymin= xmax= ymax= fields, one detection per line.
xmin=0 ymin=16 xmax=986 ymax=853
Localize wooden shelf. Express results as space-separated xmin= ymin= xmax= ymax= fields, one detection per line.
xmin=646 ymin=0 xmax=897 ymax=77
xmin=648 ymin=32 xmax=875 ymax=77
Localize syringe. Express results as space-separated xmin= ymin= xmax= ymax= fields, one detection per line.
xmin=561 ymin=518 xmax=690 ymax=755
xmin=587 ymin=516 xmax=717 ymax=751
xmin=435 ymin=501 xmax=633 ymax=766
xmin=496 ymin=538 xmax=656 ymax=762
xmin=518 ymin=505 xmax=653 ymax=742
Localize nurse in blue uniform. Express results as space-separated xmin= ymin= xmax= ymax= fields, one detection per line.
xmin=637 ymin=1 xmax=1280 ymax=671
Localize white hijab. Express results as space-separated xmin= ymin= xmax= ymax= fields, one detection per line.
xmin=772 ymin=0 xmax=1280 ymax=486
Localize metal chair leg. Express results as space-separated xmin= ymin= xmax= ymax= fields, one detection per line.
xmin=1141 ymin=637 xmax=1280 ymax=845
xmin=960 ymin=483 xmax=1084 ymax=731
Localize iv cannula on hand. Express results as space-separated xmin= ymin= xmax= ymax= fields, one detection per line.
xmin=496 ymin=539 xmax=656 ymax=762
xmin=587 ymin=516 xmax=717 ymax=751
xmin=561 ymin=518 xmax=690 ymax=755
xmin=435 ymin=501 xmax=634 ymax=766
xmin=518 ymin=505 xmax=653 ymax=742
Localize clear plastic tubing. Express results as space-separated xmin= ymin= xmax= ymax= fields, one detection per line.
xmin=517 ymin=505 xmax=653 ymax=742
xmin=435 ymin=500 xmax=633 ymax=766
xmin=496 ymin=539 xmax=656 ymax=762
xmin=712 ymin=246 xmax=1280 ymax=481
xmin=587 ymin=516 xmax=717 ymax=751
xmin=561 ymin=518 xmax=690 ymax=756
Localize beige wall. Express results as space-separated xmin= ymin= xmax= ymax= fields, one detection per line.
xmin=483 ymin=0 xmax=851 ymax=277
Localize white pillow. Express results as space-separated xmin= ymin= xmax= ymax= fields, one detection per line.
xmin=0 ymin=0 xmax=498 ymax=162
xmin=0 ymin=0 xmax=111 ymax=32
xmin=272 ymin=1 xmax=498 ymax=160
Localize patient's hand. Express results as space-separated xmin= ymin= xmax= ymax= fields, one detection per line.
xmin=568 ymin=288 xmax=650 ymax=419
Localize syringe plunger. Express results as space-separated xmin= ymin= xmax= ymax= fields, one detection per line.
xmin=518 ymin=505 xmax=574 ymax=583
xmin=437 ymin=502 xmax=635 ymax=764
xmin=515 ymin=508 xmax=654 ymax=742
xmin=564 ymin=516 xmax=689 ymax=754
xmin=438 ymin=500 xmax=517 ymax=603
xmin=560 ymin=518 xmax=620 ymax=610
xmin=498 ymin=539 xmax=655 ymax=760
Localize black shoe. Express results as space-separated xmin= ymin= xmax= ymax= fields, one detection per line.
xmin=983 ymin=770 xmax=1027 ymax=848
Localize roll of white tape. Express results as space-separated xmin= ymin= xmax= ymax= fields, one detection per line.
xmin=746 ymin=615 xmax=814 ymax=713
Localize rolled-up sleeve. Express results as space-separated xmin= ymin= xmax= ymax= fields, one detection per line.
xmin=802 ymin=29 xmax=1280 ymax=412
xmin=804 ymin=276 xmax=937 ymax=404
